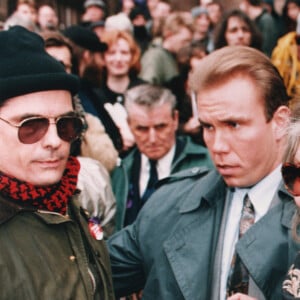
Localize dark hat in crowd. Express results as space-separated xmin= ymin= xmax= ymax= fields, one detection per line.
xmin=84 ymin=0 xmax=106 ymax=9
xmin=63 ymin=25 xmax=107 ymax=52
xmin=0 ymin=26 xmax=79 ymax=102
xmin=129 ymin=5 xmax=147 ymax=21
xmin=191 ymin=6 xmax=209 ymax=18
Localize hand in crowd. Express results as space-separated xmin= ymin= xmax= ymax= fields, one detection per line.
xmin=183 ymin=116 xmax=201 ymax=134
xmin=130 ymin=291 xmax=143 ymax=300
xmin=227 ymin=293 xmax=257 ymax=300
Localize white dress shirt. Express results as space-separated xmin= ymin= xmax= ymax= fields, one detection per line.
xmin=219 ymin=164 xmax=282 ymax=300
xmin=139 ymin=145 xmax=175 ymax=197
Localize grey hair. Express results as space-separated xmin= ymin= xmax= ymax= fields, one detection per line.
xmin=283 ymin=103 xmax=300 ymax=164
xmin=283 ymin=102 xmax=300 ymax=242
xmin=124 ymin=84 xmax=177 ymax=114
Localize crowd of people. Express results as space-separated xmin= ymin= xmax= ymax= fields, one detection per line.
xmin=3 ymin=0 xmax=300 ymax=299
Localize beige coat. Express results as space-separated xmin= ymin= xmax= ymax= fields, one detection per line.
xmin=81 ymin=113 xmax=118 ymax=172
xmin=77 ymin=156 xmax=116 ymax=238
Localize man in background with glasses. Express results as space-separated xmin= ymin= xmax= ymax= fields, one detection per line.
xmin=0 ymin=26 xmax=114 ymax=299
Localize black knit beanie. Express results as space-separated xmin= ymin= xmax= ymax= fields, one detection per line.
xmin=0 ymin=26 xmax=79 ymax=102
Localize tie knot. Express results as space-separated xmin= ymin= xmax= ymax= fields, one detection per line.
xmin=240 ymin=193 xmax=255 ymax=236
xmin=243 ymin=194 xmax=254 ymax=212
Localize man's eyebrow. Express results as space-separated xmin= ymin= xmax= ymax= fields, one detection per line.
xmin=198 ymin=115 xmax=250 ymax=126
xmin=219 ymin=116 xmax=249 ymax=123
xmin=198 ymin=119 xmax=210 ymax=126
xmin=62 ymin=111 xmax=77 ymax=116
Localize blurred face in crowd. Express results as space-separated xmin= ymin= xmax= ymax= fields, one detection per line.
xmin=104 ymin=37 xmax=132 ymax=77
xmin=46 ymin=45 xmax=72 ymax=74
xmin=38 ymin=5 xmax=58 ymax=30
xmin=122 ymin=0 xmax=135 ymax=15
xmin=239 ymin=0 xmax=251 ymax=15
xmin=200 ymin=0 xmax=213 ymax=6
xmin=147 ymin=0 xmax=160 ymax=16
xmin=287 ymin=2 xmax=300 ymax=21
xmin=198 ymin=75 xmax=288 ymax=187
xmin=207 ymin=3 xmax=222 ymax=25
xmin=128 ymin=102 xmax=178 ymax=160
xmin=0 ymin=90 xmax=74 ymax=186
xmin=168 ymin=26 xmax=193 ymax=54
xmin=82 ymin=5 xmax=105 ymax=22
xmin=225 ymin=16 xmax=252 ymax=46
xmin=194 ymin=13 xmax=211 ymax=38
xmin=153 ymin=2 xmax=172 ymax=19
xmin=17 ymin=3 xmax=37 ymax=24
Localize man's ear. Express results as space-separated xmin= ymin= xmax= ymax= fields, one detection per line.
xmin=272 ymin=105 xmax=291 ymax=140
xmin=173 ymin=110 xmax=179 ymax=130
xmin=127 ymin=115 xmax=132 ymax=127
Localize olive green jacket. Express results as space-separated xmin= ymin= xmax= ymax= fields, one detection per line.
xmin=0 ymin=193 xmax=115 ymax=300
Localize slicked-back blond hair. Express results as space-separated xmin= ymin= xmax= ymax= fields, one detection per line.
xmin=189 ymin=45 xmax=289 ymax=121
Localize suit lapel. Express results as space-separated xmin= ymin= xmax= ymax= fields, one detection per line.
xmin=236 ymin=189 xmax=294 ymax=298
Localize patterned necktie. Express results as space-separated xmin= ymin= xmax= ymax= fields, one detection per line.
xmin=141 ymin=159 xmax=158 ymax=203
xmin=227 ymin=194 xmax=255 ymax=296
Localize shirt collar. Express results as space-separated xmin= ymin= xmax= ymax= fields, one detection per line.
xmin=141 ymin=144 xmax=175 ymax=179
xmin=248 ymin=164 xmax=282 ymax=220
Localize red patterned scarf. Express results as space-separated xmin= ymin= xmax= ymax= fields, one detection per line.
xmin=0 ymin=156 xmax=80 ymax=215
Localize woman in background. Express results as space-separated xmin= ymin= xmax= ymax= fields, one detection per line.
xmin=282 ymin=0 xmax=300 ymax=33
xmin=214 ymin=9 xmax=262 ymax=50
xmin=95 ymin=29 xmax=145 ymax=155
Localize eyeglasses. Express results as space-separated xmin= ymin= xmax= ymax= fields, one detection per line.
xmin=0 ymin=115 xmax=84 ymax=144
xmin=281 ymin=163 xmax=300 ymax=196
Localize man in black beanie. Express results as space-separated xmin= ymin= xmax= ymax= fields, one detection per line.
xmin=0 ymin=25 xmax=114 ymax=300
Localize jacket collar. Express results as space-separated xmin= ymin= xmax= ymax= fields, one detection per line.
xmin=179 ymin=170 xmax=226 ymax=213
xmin=0 ymin=193 xmax=82 ymax=225
xmin=0 ymin=195 xmax=36 ymax=225
xmin=178 ymin=173 xmax=292 ymax=217
xmin=120 ymin=136 xmax=209 ymax=173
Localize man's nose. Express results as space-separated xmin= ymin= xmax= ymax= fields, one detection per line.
xmin=148 ymin=128 xmax=157 ymax=143
xmin=210 ymin=130 xmax=230 ymax=153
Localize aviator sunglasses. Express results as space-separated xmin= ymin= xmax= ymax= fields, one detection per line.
xmin=0 ymin=114 xmax=84 ymax=144
xmin=281 ymin=163 xmax=300 ymax=196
